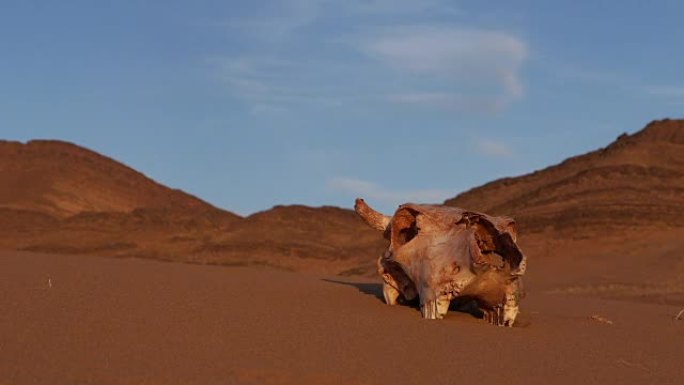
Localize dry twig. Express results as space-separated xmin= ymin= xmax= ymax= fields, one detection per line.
xmin=676 ymin=308 xmax=684 ymax=321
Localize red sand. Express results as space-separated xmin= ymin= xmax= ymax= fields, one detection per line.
xmin=1 ymin=251 xmax=682 ymax=385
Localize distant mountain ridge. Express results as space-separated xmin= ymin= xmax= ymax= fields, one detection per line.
xmin=0 ymin=139 xmax=237 ymax=219
xmin=0 ymin=139 xmax=383 ymax=275
xmin=445 ymin=119 xmax=684 ymax=235
xmin=1 ymin=119 xmax=683 ymax=277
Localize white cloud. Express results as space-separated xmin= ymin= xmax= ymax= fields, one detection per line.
xmin=210 ymin=55 xmax=345 ymax=112
xmin=359 ymin=26 xmax=528 ymax=109
xmin=388 ymin=92 xmax=506 ymax=113
xmin=329 ymin=176 xmax=452 ymax=207
xmin=475 ymin=139 xmax=514 ymax=157
xmin=212 ymin=4 xmax=528 ymax=114
xmin=642 ymin=85 xmax=684 ymax=106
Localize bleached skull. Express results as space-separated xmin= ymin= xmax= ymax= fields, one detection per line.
xmin=355 ymin=198 xmax=527 ymax=327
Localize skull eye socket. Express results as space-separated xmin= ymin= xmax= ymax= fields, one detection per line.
xmin=463 ymin=213 xmax=524 ymax=270
xmin=391 ymin=208 xmax=420 ymax=247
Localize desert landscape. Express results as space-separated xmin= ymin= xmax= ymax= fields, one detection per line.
xmin=1 ymin=119 xmax=683 ymax=384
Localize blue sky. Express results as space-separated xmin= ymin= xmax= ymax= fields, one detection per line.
xmin=2 ymin=1 xmax=683 ymax=215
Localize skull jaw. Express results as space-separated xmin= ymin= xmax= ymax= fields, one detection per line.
xmin=422 ymin=275 xmax=522 ymax=326
xmin=481 ymin=304 xmax=518 ymax=327
xmin=382 ymin=282 xmax=400 ymax=305
xmin=501 ymin=279 xmax=522 ymax=327
xmin=503 ymin=303 xmax=519 ymax=326
xmin=385 ymin=280 xmax=521 ymax=326
xmin=420 ymin=296 xmax=451 ymax=320
xmin=480 ymin=280 xmax=522 ymax=327
xmin=419 ymin=297 xmax=520 ymax=326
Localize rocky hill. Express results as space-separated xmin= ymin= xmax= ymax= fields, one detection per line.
xmin=0 ymin=140 xmax=383 ymax=275
xmin=0 ymin=140 xmax=236 ymax=218
xmin=445 ymin=119 xmax=684 ymax=236
xmin=444 ymin=119 xmax=684 ymax=303
xmin=1 ymin=119 xmax=683 ymax=280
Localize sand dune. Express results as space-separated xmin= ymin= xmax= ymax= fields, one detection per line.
xmin=1 ymin=251 xmax=682 ymax=385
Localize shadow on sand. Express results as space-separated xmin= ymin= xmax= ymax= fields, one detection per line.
xmin=321 ymin=279 xmax=386 ymax=303
xmin=322 ymin=278 xmax=487 ymax=319
xmin=321 ymin=278 xmax=421 ymax=310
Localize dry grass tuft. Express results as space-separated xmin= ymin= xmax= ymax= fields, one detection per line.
xmin=590 ymin=314 xmax=614 ymax=325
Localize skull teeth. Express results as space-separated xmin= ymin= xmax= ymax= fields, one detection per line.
xmin=421 ymin=300 xmax=441 ymax=320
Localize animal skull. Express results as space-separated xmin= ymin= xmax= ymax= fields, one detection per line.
xmin=355 ymin=198 xmax=527 ymax=327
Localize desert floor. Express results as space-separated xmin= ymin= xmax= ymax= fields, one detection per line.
xmin=1 ymin=250 xmax=682 ymax=385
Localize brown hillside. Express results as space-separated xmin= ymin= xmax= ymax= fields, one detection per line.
xmin=0 ymin=140 xmax=383 ymax=275
xmin=444 ymin=119 xmax=684 ymax=305
xmin=2 ymin=121 xmax=683 ymax=283
xmin=194 ymin=205 xmax=385 ymax=274
xmin=0 ymin=140 xmax=238 ymax=218
xmin=445 ymin=119 xmax=684 ymax=235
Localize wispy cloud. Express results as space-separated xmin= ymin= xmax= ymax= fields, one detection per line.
xmin=211 ymin=2 xmax=528 ymax=114
xmin=359 ymin=26 xmax=528 ymax=110
xmin=642 ymin=85 xmax=684 ymax=106
xmin=361 ymin=27 xmax=526 ymax=85
xmin=475 ymin=139 xmax=514 ymax=157
xmin=543 ymin=60 xmax=684 ymax=107
xmin=221 ymin=0 xmax=456 ymax=41
xmin=388 ymin=92 xmax=508 ymax=113
xmin=329 ymin=176 xmax=453 ymax=207
xmin=210 ymin=55 xmax=345 ymax=112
